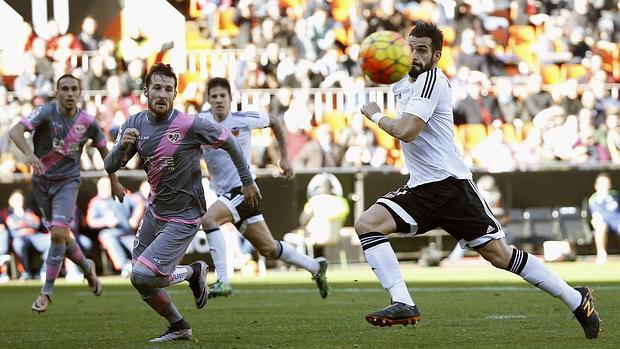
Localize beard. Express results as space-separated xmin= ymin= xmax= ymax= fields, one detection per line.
xmin=408 ymin=61 xmax=432 ymax=80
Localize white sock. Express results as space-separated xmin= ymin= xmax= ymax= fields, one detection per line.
xmin=278 ymin=240 xmax=319 ymax=274
xmin=168 ymin=265 xmax=192 ymax=286
xmin=360 ymin=232 xmax=414 ymax=306
xmin=206 ymin=228 xmax=230 ymax=284
xmin=507 ymin=249 xmax=581 ymax=310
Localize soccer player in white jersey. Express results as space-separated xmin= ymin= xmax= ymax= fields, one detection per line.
xmin=357 ymin=22 xmax=600 ymax=339
xmin=199 ymin=77 xmax=330 ymax=299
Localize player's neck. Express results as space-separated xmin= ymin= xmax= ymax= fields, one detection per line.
xmin=148 ymin=108 xmax=174 ymax=122
xmin=213 ymin=112 xmax=228 ymax=123
xmin=59 ymin=105 xmax=78 ymax=118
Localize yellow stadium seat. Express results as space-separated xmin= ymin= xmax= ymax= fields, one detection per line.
xmin=541 ymin=64 xmax=563 ymax=85
xmin=461 ymin=124 xmax=487 ymax=150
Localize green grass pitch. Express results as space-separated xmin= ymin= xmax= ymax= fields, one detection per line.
xmin=1 ymin=260 xmax=618 ymax=349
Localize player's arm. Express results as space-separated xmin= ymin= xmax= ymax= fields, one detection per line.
xmin=97 ymin=146 xmax=126 ymax=202
xmin=104 ymin=125 xmax=138 ymax=174
xmin=9 ymin=123 xmax=45 ymax=175
xmin=360 ymin=104 xmax=426 ymax=143
xmin=268 ymin=113 xmax=294 ymax=179
xmin=196 ymin=117 xmax=262 ymax=208
xmin=219 ymin=134 xmax=262 ymax=208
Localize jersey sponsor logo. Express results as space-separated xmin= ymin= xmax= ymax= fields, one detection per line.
xmin=167 ymin=132 xmax=181 ymax=144
xmin=231 ymin=127 xmax=240 ymax=137
xmin=73 ymin=124 xmax=86 ymax=134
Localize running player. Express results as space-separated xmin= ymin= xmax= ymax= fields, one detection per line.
xmin=104 ymin=63 xmax=261 ymax=342
xmin=9 ymin=74 xmax=125 ymax=312
xmin=199 ymin=77 xmax=329 ymax=299
xmin=357 ymin=22 xmax=600 ymax=339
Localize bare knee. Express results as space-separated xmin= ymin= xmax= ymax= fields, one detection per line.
xmin=354 ymin=214 xmax=377 ymax=236
xmin=256 ymin=241 xmax=279 ymax=259
xmin=477 ymin=240 xmax=513 ymax=269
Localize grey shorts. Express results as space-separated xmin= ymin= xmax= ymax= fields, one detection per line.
xmin=133 ymin=209 xmax=199 ymax=276
xmin=32 ymin=176 xmax=80 ymax=228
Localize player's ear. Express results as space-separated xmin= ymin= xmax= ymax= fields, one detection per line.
xmin=433 ymin=50 xmax=442 ymax=64
xmin=143 ymin=86 xmax=148 ymax=97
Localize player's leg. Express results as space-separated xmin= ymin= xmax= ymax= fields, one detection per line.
xmin=52 ymin=178 xmax=100 ymax=294
xmin=131 ymin=213 xmax=207 ymax=341
xmin=355 ymin=203 xmax=421 ymax=326
xmin=31 ymin=177 xmax=62 ymax=311
xmin=243 ymin=218 xmax=330 ymax=298
xmin=200 ymin=200 xmax=234 ymax=296
xmin=448 ymin=179 xmax=599 ymax=339
xmin=476 ymin=239 xmax=599 ymax=338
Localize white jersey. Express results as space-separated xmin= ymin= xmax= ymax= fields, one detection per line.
xmin=198 ymin=109 xmax=270 ymax=194
xmin=393 ymin=68 xmax=471 ymax=187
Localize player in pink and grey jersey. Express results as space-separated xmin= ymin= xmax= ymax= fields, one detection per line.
xmin=104 ymin=63 xmax=261 ymax=343
xmin=10 ymin=74 xmax=125 ymax=313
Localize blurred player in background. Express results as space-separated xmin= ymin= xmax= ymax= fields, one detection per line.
xmin=588 ymin=172 xmax=620 ymax=265
xmin=9 ymin=74 xmax=125 ymax=312
xmin=357 ymin=22 xmax=600 ymax=339
xmin=104 ymin=63 xmax=261 ymax=342
xmin=199 ymin=77 xmax=330 ymax=299
xmin=86 ymin=177 xmax=134 ymax=276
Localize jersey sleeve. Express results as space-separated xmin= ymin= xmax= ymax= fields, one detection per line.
xmin=402 ymin=69 xmax=442 ymax=123
xmin=19 ymin=104 xmax=53 ymax=131
xmin=88 ymin=120 xmax=108 ymax=149
xmin=242 ymin=110 xmax=270 ymax=130
xmin=194 ymin=114 xmax=230 ymax=148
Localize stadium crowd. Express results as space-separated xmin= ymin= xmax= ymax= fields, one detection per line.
xmin=1 ymin=0 xmax=620 ymax=279
xmin=0 ymin=0 xmax=619 ymax=175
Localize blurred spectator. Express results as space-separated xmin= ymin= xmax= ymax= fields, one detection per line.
xmin=284 ymin=173 xmax=350 ymax=258
xmin=454 ymin=73 xmax=500 ymax=125
xmin=521 ymin=74 xmax=553 ymax=120
xmin=588 ymin=173 xmax=620 ymax=265
xmin=293 ymin=124 xmax=344 ymax=168
xmin=558 ymin=79 xmax=583 ymax=117
xmin=2 ymin=190 xmax=49 ymax=280
xmin=86 ymin=177 xmax=134 ymax=276
xmin=81 ymin=55 xmax=109 ymax=91
xmin=77 ymin=16 xmax=102 ymax=51
xmin=0 ymin=216 xmax=10 ymax=282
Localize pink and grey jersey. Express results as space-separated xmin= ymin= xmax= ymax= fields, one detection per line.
xmin=104 ymin=109 xmax=253 ymax=222
xmin=19 ymin=102 xmax=107 ymax=179
xmin=199 ymin=109 xmax=270 ymax=194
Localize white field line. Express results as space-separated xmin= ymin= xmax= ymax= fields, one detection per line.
xmin=73 ymin=285 xmax=620 ymax=296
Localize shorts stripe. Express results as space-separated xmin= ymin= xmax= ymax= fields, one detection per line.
xmin=376 ymin=198 xmax=418 ymax=235
xmin=466 ymin=179 xmax=502 ymax=232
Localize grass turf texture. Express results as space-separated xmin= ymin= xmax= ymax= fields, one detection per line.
xmin=0 ymin=259 xmax=618 ymax=349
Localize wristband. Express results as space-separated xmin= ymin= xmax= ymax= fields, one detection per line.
xmin=371 ymin=112 xmax=386 ymax=124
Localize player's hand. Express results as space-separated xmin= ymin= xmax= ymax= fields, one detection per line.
xmin=121 ymin=128 xmax=139 ymax=149
xmin=241 ymin=182 xmax=262 ymax=209
xmin=111 ymin=181 xmax=127 ymax=202
xmin=360 ymin=102 xmax=381 ymax=119
xmin=26 ymin=153 xmax=45 ymax=175
xmin=278 ymin=158 xmax=294 ymax=180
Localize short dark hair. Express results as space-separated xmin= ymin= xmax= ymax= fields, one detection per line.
xmin=145 ymin=63 xmax=177 ymax=88
xmin=56 ymin=74 xmax=81 ymax=90
xmin=206 ymin=77 xmax=232 ymax=98
xmin=409 ymin=22 xmax=444 ymax=53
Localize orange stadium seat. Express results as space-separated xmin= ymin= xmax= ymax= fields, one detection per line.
xmin=216 ymin=7 xmax=239 ymax=37
xmin=440 ymin=26 xmax=456 ymax=46
xmin=561 ymin=63 xmax=587 ymax=80
xmin=509 ymin=25 xmax=536 ymax=45
xmin=541 ymin=64 xmax=563 ymax=85
xmin=461 ymin=124 xmax=487 ymax=150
